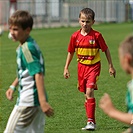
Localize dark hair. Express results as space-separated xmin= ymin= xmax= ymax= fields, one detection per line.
xmin=8 ymin=10 xmax=33 ymax=30
xmin=79 ymin=8 xmax=95 ymax=20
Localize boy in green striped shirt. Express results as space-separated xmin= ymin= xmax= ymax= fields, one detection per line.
xmin=4 ymin=10 xmax=54 ymax=133
xmin=99 ymin=35 xmax=133 ymax=133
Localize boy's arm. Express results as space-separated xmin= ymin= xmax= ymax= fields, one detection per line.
xmin=99 ymin=93 xmax=132 ymax=125
xmin=6 ymin=77 xmax=18 ymax=100
xmin=64 ymin=52 xmax=74 ymax=79
xmin=35 ymin=73 xmax=54 ymax=117
xmin=105 ymin=48 xmax=116 ymax=78
xmin=11 ymin=77 xmax=19 ymax=87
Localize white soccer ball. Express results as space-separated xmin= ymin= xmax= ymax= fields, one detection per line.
xmin=0 ymin=28 xmax=3 ymax=36
xmin=8 ymin=32 xmax=12 ymax=39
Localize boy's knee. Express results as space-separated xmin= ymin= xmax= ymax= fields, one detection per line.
xmin=86 ymin=88 xmax=94 ymax=99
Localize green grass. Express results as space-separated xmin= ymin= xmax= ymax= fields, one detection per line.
xmin=0 ymin=22 xmax=133 ymax=133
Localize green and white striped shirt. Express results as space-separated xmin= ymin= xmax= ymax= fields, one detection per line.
xmin=126 ymin=80 xmax=133 ymax=131
xmin=16 ymin=36 xmax=45 ymax=106
xmin=126 ymin=80 xmax=133 ymax=113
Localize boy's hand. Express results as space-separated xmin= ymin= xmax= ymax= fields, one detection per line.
xmin=40 ymin=102 xmax=54 ymax=117
xmin=99 ymin=93 xmax=115 ymax=116
xmin=63 ymin=68 xmax=70 ymax=79
xmin=6 ymin=88 xmax=14 ymax=101
xmin=109 ymin=67 xmax=116 ymax=78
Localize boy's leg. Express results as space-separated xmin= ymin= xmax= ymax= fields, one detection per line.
xmin=85 ymin=62 xmax=100 ymax=125
xmin=82 ymin=89 xmax=96 ymax=130
xmin=78 ymin=62 xmax=100 ymax=130
xmin=26 ymin=107 xmax=45 ymax=133
xmin=85 ymin=88 xmax=95 ymax=123
xmin=15 ymin=107 xmax=45 ymax=133
xmin=4 ymin=106 xmax=27 ymax=133
xmin=4 ymin=106 xmax=44 ymax=133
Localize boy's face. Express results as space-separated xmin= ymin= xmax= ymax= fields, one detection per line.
xmin=9 ymin=25 xmax=30 ymax=44
xmin=79 ymin=13 xmax=95 ymax=32
xmin=119 ymin=47 xmax=131 ymax=74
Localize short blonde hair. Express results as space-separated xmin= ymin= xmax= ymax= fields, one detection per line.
xmin=119 ymin=35 xmax=133 ymax=56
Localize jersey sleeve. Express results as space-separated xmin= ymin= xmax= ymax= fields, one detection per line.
xmin=97 ymin=33 xmax=108 ymax=52
xmin=21 ymin=42 xmax=44 ymax=76
xmin=68 ymin=34 xmax=76 ymax=52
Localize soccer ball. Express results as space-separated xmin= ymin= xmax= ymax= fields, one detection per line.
xmin=0 ymin=28 xmax=3 ymax=36
xmin=8 ymin=32 xmax=12 ymax=39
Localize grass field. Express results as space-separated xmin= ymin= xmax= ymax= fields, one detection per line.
xmin=0 ymin=22 xmax=133 ymax=133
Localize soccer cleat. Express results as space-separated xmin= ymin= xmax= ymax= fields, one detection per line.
xmin=81 ymin=122 xmax=96 ymax=130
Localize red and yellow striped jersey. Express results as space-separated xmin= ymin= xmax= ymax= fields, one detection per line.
xmin=68 ymin=28 xmax=108 ymax=65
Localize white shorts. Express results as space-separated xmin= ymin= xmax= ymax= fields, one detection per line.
xmin=4 ymin=105 xmax=45 ymax=133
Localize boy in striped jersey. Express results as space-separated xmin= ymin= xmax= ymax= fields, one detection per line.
xmin=63 ymin=8 xmax=116 ymax=130
xmin=4 ymin=10 xmax=54 ymax=133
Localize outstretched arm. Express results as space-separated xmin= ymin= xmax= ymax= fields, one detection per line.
xmin=63 ymin=52 xmax=74 ymax=79
xmin=105 ymin=48 xmax=116 ymax=78
xmin=99 ymin=93 xmax=132 ymax=125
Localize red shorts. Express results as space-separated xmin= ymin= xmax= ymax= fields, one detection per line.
xmin=77 ymin=62 xmax=101 ymax=93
